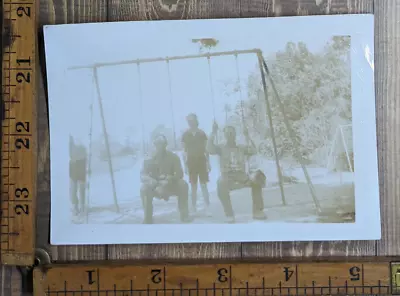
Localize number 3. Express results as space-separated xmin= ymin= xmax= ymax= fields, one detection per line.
xmin=217 ymin=268 xmax=228 ymax=283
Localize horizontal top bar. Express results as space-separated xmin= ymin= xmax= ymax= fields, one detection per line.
xmin=68 ymin=48 xmax=262 ymax=70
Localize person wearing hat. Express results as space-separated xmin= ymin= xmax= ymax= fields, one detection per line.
xmin=207 ymin=121 xmax=267 ymax=223
xmin=140 ymin=134 xmax=191 ymax=224
xmin=181 ymin=113 xmax=211 ymax=215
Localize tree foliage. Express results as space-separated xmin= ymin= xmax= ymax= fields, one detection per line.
xmin=223 ymin=36 xmax=351 ymax=165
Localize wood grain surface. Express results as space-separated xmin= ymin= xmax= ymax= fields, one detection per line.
xmin=2 ymin=0 xmax=399 ymax=295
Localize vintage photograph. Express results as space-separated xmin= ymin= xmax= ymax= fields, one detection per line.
xmin=46 ymin=14 xmax=380 ymax=244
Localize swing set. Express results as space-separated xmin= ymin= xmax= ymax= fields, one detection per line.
xmin=69 ymin=48 xmax=322 ymax=222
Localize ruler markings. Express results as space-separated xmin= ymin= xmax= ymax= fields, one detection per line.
xmin=361 ymin=264 xmax=364 ymax=295
xmin=44 ymin=285 xmax=392 ymax=293
xmin=163 ymin=266 xmax=167 ymax=293
xmin=3 ymin=2 xmax=34 ymax=5
xmin=262 ymin=278 xmax=265 ymax=296
xmin=1 ymin=199 xmax=31 ymax=202
xmin=1 ymin=0 xmax=36 ymax=264
xmin=295 ymin=265 xmax=298 ymax=296
xmin=328 ymin=276 xmax=331 ymax=295
xmin=229 ymin=265 xmax=232 ymax=296
xmin=5 ymin=67 xmax=32 ymax=70
xmin=4 ymin=133 xmax=32 ymax=136
xmin=97 ymin=268 xmax=101 ymax=296
xmin=6 ymin=31 xmax=10 ymax=255
xmin=31 ymin=261 xmax=398 ymax=296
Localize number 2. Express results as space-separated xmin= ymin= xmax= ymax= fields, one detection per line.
xmin=16 ymin=72 xmax=30 ymax=83
xmin=15 ymin=138 xmax=29 ymax=149
xmin=16 ymin=122 xmax=30 ymax=133
xmin=16 ymin=6 xmax=31 ymax=17
xmin=14 ymin=204 xmax=29 ymax=215
xmin=151 ymin=269 xmax=162 ymax=284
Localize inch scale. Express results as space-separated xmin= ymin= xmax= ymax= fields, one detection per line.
xmin=2 ymin=4 xmax=400 ymax=296
xmin=1 ymin=0 xmax=37 ymax=266
xmin=32 ymin=259 xmax=400 ymax=296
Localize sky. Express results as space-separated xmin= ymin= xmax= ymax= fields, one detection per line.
xmin=45 ymin=15 xmax=374 ymax=153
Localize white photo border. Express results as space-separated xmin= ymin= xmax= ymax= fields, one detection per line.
xmin=46 ymin=14 xmax=380 ymax=245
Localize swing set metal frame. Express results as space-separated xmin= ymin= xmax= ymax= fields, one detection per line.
xmin=68 ymin=48 xmax=321 ymax=219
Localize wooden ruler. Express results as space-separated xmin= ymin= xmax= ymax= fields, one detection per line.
xmin=32 ymin=259 xmax=400 ymax=296
xmin=1 ymin=0 xmax=37 ymax=266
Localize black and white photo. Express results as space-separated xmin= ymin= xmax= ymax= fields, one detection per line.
xmin=45 ymin=14 xmax=380 ymax=244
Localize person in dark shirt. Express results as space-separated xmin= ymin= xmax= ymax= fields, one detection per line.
xmin=181 ymin=113 xmax=211 ymax=215
xmin=207 ymin=121 xmax=267 ymax=223
xmin=69 ymin=135 xmax=88 ymax=216
xmin=140 ymin=134 xmax=190 ymax=224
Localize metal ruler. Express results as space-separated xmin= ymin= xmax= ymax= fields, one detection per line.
xmin=1 ymin=0 xmax=37 ymax=266
xmin=31 ymin=259 xmax=400 ymax=296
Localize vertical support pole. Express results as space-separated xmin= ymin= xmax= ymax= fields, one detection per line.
xmin=207 ymin=55 xmax=218 ymax=144
xmin=235 ymin=54 xmax=246 ymax=129
xmin=85 ymin=79 xmax=95 ymax=224
xmin=340 ymin=125 xmax=353 ymax=172
xmin=136 ymin=62 xmax=147 ymax=154
xmin=260 ymin=56 xmax=321 ymax=213
xmin=166 ymin=59 xmax=177 ymax=150
xmin=235 ymin=54 xmax=249 ymax=172
xmin=93 ymin=68 xmax=120 ymax=212
xmin=207 ymin=56 xmax=216 ymax=120
xmin=256 ymin=51 xmax=286 ymax=206
xmin=326 ymin=127 xmax=339 ymax=170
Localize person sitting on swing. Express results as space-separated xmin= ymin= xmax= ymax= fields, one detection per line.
xmin=207 ymin=121 xmax=267 ymax=223
xmin=181 ymin=113 xmax=211 ymax=215
xmin=140 ymin=134 xmax=191 ymax=224
xmin=69 ymin=135 xmax=88 ymax=217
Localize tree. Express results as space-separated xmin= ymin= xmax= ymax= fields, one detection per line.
xmin=223 ymin=37 xmax=352 ymax=165
xmin=265 ymin=37 xmax=351 ymax=164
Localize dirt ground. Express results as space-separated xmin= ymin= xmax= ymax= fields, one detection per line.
xmin=81 ymin=182 xmax=355 ymax=225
